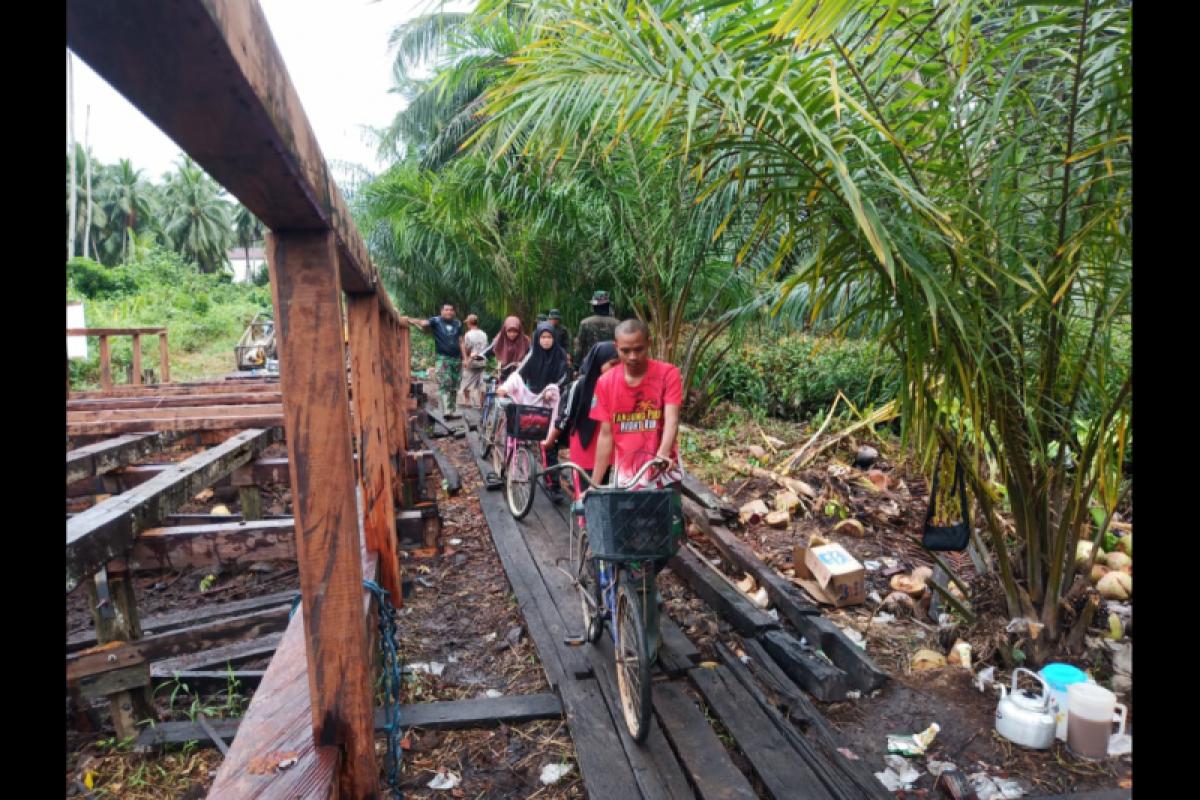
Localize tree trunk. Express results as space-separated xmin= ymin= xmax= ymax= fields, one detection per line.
xmin=83 ymin=104 xmax=93 ymax=260
xmin=68 ymin=51 xmax=77 ymax=260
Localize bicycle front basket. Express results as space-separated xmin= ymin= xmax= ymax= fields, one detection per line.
xmin=505 ymin=403 xmax=551 ymax=441
xmin=583 ymin=489 xmax=678 ymax=562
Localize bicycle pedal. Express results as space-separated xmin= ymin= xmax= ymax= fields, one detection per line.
xmin=563 ymin=636 xmax=587 ymax=647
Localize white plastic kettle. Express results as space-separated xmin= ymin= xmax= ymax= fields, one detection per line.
xmin=995 ymin=668 xmax=1057 ymax=749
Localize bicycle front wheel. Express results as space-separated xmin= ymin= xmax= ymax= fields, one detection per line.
xmin=479 ymin=402 xmax=494 ymax=459
xmin=615 ymin=582 xmax=653 ymax=743
xmin=489 ymin=413 xmax=507 ymax=477
xmin=506 ymin=445 xmax=536 ymax=520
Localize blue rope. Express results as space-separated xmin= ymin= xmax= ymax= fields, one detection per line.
xmin=289 ymin=582 xmax=404 ymax=796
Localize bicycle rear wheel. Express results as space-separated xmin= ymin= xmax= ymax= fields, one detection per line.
xmin=615 ymin=582 xmax=653 ymax=743
xmin=506 ymin=445 xmax=536 ymax=520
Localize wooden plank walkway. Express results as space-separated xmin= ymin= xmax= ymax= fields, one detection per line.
xmin=458 ymin=407 xmax=883 ymax=799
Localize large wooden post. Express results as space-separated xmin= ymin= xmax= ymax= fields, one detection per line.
xmin=267 ymin=230 xmax=379 ymax=798
xmin=379 ymin=312 xmax=406 ymax=504
xmin=131 ymin=333 xmax=142 ymax=385
xmin=99 ymin=335 xmax=112 ymax=390
xmin=347 ymin=293 xmax=402 ymax=604
xmin=158 ymin=332 xmax=170 ymax=382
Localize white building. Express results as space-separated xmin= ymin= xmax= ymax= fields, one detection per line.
xmin=225 ymin=246 xmax=267 ymax=283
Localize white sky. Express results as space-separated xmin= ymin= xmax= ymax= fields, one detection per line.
xmin=69 ymin=0 xmax=468 ymax=184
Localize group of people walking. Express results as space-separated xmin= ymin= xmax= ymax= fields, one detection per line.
xmin=406 ymin=291 xmax=683 ymax=661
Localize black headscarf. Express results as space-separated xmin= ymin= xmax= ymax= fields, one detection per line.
xmin=568 ymin=341 xmax=619 ymax=449
xmin=520 ymin=322 xmax=569 ymax=393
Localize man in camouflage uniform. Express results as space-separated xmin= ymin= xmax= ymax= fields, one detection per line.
xmin=547 ymin=309 xmax=572 ymax=364
xmin=573 ymin=290 xmax=620 ymax=366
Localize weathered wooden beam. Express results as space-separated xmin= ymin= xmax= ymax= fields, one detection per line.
xmin=66 ymin=327 xmax=168 ymax=336
xmin=68 ymin=404 xmax=285 ymax=422
xmin=67 ymin=604 xmax=291 ymax=683
xmin=267 ymin=229 xmax=378 ymax=795
xmin=131 ymin=333 xmax=143 ymax=385
xmin=69 ymin=458 xmax=291 ymax=498
xmin=759 ymin=629 xmax=851 ymax=702
xmin=138 ymin=691 xmax=563 ymax=749
xmin=67 ymin=415 xmax=285 ymax=436
xmin=669 ymin=547 xmax=776 ymax=638
xmin=682 ymin=497 xmax=820 ymax=625
xmin=69 ymin=590 xmax=296 ymax=654
xmin=106 ymin=518 xmax=296 ymax=572
xmin=417 ymin=430 xmax=462 ymax=495
xmin=66 ymin=427 xmax=281 ymax=593
xmin=158 ymin=332 xmax=171 ymax=382
xmin=68 ymin=392 xmax=282 ymax=411
xmin=99 ymin=335 xmax=112 ymax=390
xmin=66 ymin=0 xmax=397 ymax=317
xmin=70 ymin=381 xmax=281 ymax=400
xmin=66 ymin=432 xmax=173 ymax=485
xmin=348 ymin=293 xmax=403 ymax=603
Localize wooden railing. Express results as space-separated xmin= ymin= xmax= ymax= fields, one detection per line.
xmin=68 ymin=1 xmax=421 ymax=795
xmin=66 ymin=327 xmax=170 ymax=390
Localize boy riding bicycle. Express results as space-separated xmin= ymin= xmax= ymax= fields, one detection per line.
xmin=589 ymin=319 xmax=684 ymax=663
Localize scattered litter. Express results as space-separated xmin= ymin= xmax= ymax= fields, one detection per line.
xmin=969 ymin=772 xmax=1025 ymax=799
xmin=540 ymin=763 xmax=574 ymax=785
xmin=799 ymin=637 xmax=808 ymax=647
xmin=485 ymin=632 xmax=497 ymax=641
xmin=838 ymin=747 xmax=861 ymax=760
xmin=417 ymin=577 xmax=435 ymax=589
xmin=847 ymin=690 xmax=862 ymax=699
xmin=927 ymin=760 xmax=957 ymax=777
xmin=428 ymin=771 xmax=462 ymax=790
xmin=1108 ymin=733 xmax=1132 ymax=756
xmin=949 ymin=640 xmax=972 ymax=668
xmin=841 ymin=627 xmax=867 ymax=649
xmin=911 ymin=649 xmax=947 ymax=671
xmin=407 ymin=662 xmax=446 ymax=677
xmin=938 ymin=613 xmax=953 ymax=629
xmin=211 ymin=504 xmax=231 ymax=516
xmin=875 ymin=755 xmax=922 ymax=790
xmin=449 ymin=538 xmax=463 ymax=545
xmin=485 ymin=689 xmax=503 ymax=699
xmin=867 ymin=591 xmax=883 ymax=604
xmin=447 ymin=654 xmax=460 ymax=664
xmin=767 ymin=608 xmax=779 ymax=621
xmin=880 ymin=557 xmax=899 ymax=569
xmin=277 ymin=757 xmax=298 ymax=771
xmin=871 ymin=613 xmax=896 ymax=625
xmin=750 ymin=587 xmax=770 ymax=608
xmin=887 ymin=723 xmax=940 ymax=756
xmin=975 ymin=666 xmax=997 ymax=693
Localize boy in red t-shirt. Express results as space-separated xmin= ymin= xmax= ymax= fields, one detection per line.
xmin=590 ymin=319 xmax=683 ymax=663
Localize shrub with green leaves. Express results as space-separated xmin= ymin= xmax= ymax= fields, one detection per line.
xmin=67 ymin=247 xmax=272 ymax=387
xmin=711 ymin=335 xmax=896 ymax=422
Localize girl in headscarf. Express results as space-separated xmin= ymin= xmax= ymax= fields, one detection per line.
xmin=498 ymin=323 xmax=569 ymax=501
xmin=544 ymin=341 xmax=620 ymax=497
xmin=489 ymin=316 xmax=531 ymax=377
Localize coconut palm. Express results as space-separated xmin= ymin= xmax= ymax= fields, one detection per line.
xmin=232 ymin=203 xmax=265 ymax=282
xmin=100 ymin=159 xmax=158 ymax=263
xmin=161 ymin=156 xmax=233 ymax=273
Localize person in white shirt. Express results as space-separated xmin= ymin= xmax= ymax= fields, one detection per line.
xmin=459 ymin=314 xmax=490 ymax=408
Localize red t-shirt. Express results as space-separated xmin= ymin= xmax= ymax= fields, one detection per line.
xmin=590 ymin=359 xmax=684 ymax=488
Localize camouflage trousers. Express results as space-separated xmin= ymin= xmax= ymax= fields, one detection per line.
xmin=435 ymin=355 xmax=462 ymax=413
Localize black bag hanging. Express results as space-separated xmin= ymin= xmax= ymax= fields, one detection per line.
xmin=922 ymin=444 xmax=971 ymax=552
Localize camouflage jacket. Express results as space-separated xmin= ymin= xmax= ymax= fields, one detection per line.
xmin=573 ymin=314 xmax=620 ymax=365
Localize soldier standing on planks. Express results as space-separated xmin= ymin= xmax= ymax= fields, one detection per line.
xmin=406 ymin=302 xmax=464 ymax=418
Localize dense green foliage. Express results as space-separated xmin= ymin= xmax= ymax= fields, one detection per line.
xmin=67 ymin=248 xmax=271 ymax=387
xmin=713 ymin=335 xmax=895 ymax=422
xmin=356 ymin=0 xmax=1132 ymax=655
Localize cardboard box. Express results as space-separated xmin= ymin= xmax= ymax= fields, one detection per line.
xmin=792 ymin=543 xmax=865 ymax=608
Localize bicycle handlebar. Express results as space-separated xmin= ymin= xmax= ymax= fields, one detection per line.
xmin=545 ymin=457 xmax=669 ymax=491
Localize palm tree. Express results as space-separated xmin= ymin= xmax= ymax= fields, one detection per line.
xmin=66 ymin=143 xmax=108 ymax=261
xmin=162 ymin=156 xmax=233 ymax=273
xmin=232 ymin=203 xmax=264 ymax=283
xmin=478 ymin=0 xmax=1132 ymax=660
xmin=102 ymin=159 xmax=157 ymax=263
